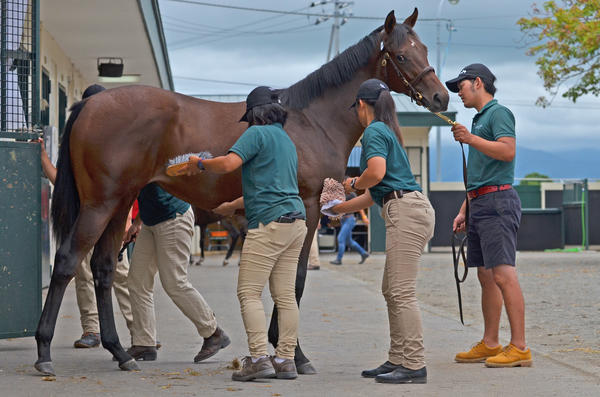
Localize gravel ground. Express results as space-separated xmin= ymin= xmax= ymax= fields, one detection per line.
xmin=320 ymin=249 xmax=600 ymax=377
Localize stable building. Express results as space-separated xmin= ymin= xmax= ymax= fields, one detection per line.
xmin=0 ymin=0 xmax=172 ymax=339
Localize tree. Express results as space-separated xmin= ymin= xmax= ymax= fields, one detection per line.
xmin=520 ymin=172 xmax=551 ymax=186
xmin=517 ymin=1 xmax=600 ymax=106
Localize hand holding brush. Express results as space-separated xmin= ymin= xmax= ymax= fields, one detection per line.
xmin=166 ymin=151 xmax=213 ymax=176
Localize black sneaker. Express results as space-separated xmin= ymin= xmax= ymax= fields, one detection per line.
xmin=361 ymin=361 xmax=403 ymax=378
xmin=329 ymin=259 xmax=342 ymax=265
xmin=359 ymin=253 xmax=370 ymax=264
xmin=375 ymin=366 xmax=427 ymax=384
xmin=73 ymin=332 xmax=100 ymax=348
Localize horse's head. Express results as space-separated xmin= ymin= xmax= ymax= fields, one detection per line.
xmin=378 ymin=9 xmax=449 ymax=112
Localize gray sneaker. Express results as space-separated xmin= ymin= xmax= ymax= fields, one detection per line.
xmin=270 ymin=356 xmax=298 ymax=379
xmin=231 ymin=356 xmax=276 ymax=382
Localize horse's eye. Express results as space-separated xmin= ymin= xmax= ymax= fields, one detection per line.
xmin=396 ymin=55 xmax=406 ymax=63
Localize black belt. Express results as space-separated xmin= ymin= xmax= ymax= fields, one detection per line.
xmin=382 ymin=190 xmax=414 ymax=205
xmin=274 ymin=211 xmax=305 ymax=223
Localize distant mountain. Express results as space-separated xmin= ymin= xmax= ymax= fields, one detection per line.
xmin=429 ymin=145 xmax=600 ymax=182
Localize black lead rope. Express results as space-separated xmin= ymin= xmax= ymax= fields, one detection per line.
xmin=117 ymin=238 xmax=134 ymax=262
xmin=452 ymin=142 xmax=470 ymax=325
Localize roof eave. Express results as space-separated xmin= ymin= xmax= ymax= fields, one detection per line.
xmin=138 ymin=0 xmax=174 ymax=91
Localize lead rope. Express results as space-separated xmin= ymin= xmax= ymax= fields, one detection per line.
xmin=451 ymin=142 xmax=469 ymax=325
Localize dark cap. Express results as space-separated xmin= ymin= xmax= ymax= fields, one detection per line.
xmin=350 ymin=78 xmax=390 ymax=108
xmin=445 ymin=63 xmax=496 ymax=93
xmin=240 ymin=86 xmax=279 ymax=122
xmin=82 ymin=84 xmax=105 ymax=99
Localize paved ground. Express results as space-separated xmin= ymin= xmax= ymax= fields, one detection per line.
xmin=1 ymin=249 xmax=599 ymax=396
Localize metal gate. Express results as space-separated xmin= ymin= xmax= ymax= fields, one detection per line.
xmin=0 ymin=0 xmax=41 ymax=338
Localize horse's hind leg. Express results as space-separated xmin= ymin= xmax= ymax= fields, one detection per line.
xmin=34 ymin=209 xmax=108 ymax=376
xmin=222 ymin=220 xmax=239 ymax=266
xmin=90 ymin=206 xmax=139 ymax=371
xmin=198 ymin=224 xmax=206 ymax=265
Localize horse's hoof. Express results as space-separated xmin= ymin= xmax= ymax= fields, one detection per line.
xmin=34 ymin=361 xmax=55 ymax=376
xmin=119 ymin=359 xmax=140 ymax=372
xmin=296 ymin=361 xmax=317 ymax=375
xmin=222 ymin=260 xmax=228 ymax=266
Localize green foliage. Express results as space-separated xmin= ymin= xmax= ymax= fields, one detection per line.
xmin=520 ymin=172 xmax=551 ymax=186
xmin=518 ymin=1 xmax=600 ymax=106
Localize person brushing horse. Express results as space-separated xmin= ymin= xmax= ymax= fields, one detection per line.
xmin=175 ymin=86 xmax=307 ymax=381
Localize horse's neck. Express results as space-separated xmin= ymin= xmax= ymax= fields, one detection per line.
xmin=306 ymin=67 xmax=374 ymax=154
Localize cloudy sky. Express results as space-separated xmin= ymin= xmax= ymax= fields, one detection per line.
xmin=158 ymin=0 xmax=600 ymax=154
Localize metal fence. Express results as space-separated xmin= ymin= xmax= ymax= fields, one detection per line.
xmin=1 ymin=0 xmax=39 ymax=139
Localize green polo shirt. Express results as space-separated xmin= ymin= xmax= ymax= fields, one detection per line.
xmin=229 ymin=123 xmax=305 ymax=229
xmin=138 ymin=183 xmax=190 ymax=226
xmin=360 ymin=121 xmax=421 ymax=207
xmin=467 ymin=99 xmax=516 ymax=191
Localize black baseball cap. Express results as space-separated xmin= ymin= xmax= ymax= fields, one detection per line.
xmin=240 ymin=86 xmax=279 ymax=122
xmin=445 ymin=63 xmax=496 ymax=93
xmin=350 ymin=78 xmax=390 ymax=108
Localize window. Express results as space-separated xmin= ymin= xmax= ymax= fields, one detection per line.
xmin=405 ymin=146 xmax=423 ymax=186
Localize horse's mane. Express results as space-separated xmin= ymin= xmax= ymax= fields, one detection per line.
xmin=279 ymin=26 xmax=384 ymax=109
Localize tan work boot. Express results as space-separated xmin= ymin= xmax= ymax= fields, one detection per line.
xmin=270 ymin=356 xmax=298 ymax=379
xmin=455 ymin=340 xmax=503 ymax=363
xmin=485 ymin=344 xmax=532 ymax=368
xmin=231 ymin=356 xmax=276 ymax=382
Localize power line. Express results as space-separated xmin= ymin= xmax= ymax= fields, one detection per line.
xmin=165 ymin=0 xmax=454 ymax=22
xmin=167 ymin=3 xmax=313 ymax=49
xmin=174 ymin=75 xmax=265 ymax=86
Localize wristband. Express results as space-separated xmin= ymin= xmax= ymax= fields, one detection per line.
xmin=197 ymin=158 xmax=205 ymax=170
xmin=350 ymin=177 xmax=358 ymax=190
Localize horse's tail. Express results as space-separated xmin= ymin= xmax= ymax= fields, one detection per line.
xmin=50 ymin=100 xmax=87 ymax=244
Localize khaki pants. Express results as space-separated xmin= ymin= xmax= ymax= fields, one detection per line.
xmin=238 ymin=220 xmax=307 ymax=359
xmin=308 ymin=231 xmax=320 ymax=267
xmin=75 ymin=250 xmax=133 ymax=334
xmin=382 ymin=191 xmax=435 ymax=370
xmin=128 ymin=207 xmax=217 ymax=346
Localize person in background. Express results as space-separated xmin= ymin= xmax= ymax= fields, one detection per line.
xmin=331 ymin=79 xmax=435 ymax=384
xmin=446 ymin=63 xmax=531 ymax=368
xmin=125 ymin=183 xmax=230 ymax=363
xmin=307 ymin=223 xmax=321 ymax=271
xmin=329 ymin=177 xmax=370 ymax=266
xmin=177 ymin=86 xmax=307 ymax=381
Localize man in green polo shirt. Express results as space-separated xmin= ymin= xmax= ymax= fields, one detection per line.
xmin=180 ymin=86 xmax=307 ymax=381
xmin=445 ymin=64 xmax=532 ymax=368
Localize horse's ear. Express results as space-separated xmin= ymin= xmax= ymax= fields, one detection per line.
xmin=384 ymin=10 xmax=396 ymax=34
xmin=403 ymin=8 xmax=418 ymax=28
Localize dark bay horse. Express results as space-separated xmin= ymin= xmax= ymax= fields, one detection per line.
xmin=191 ymin=207 xmax=247 ymax=266
xmin=35 ymin=9 xmax=448 ymax=376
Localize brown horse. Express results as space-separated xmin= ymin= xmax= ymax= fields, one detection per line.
xmin=35 ymin=9 xmax=448 ymax=376
xmin=191 ymin=207 xmax=247 ymax=266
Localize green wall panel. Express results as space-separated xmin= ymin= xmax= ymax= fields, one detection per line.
xmin=0 ymin=142 xmax=41 ymax=338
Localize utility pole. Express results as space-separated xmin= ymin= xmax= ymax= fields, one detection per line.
xmin=311 ymin=1 xmax=353 ymax=62
xmin=435 ymin=0 xmax=459 ymax=181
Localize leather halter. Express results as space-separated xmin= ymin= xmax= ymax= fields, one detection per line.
xmin=378 ymin=49 xmax=435 ymax=107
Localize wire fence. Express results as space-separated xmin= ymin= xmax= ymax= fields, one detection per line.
xmin=1 ymin=0 xmax=37 ymax=136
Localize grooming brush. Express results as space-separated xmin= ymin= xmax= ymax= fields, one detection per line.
xmin=166 ymin=151 xmax=213 ymax=176
xmin=320 ymin=178 xmax=346 ymax=218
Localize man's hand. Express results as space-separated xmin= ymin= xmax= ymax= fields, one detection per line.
xmin=342 ymin=177 xmax=355 ymax=193
xmin=453 ymin=212 xmax=466 ymax=233
xmin=173 ymin=155 xmax=203 ymax=177
xmin=213 ymin=201 xmax=235 ymax=217
xmin=125 ymin=222 xmax=141 ymax=243
xmin=451 ymin=123 xmax=473 ymax=145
